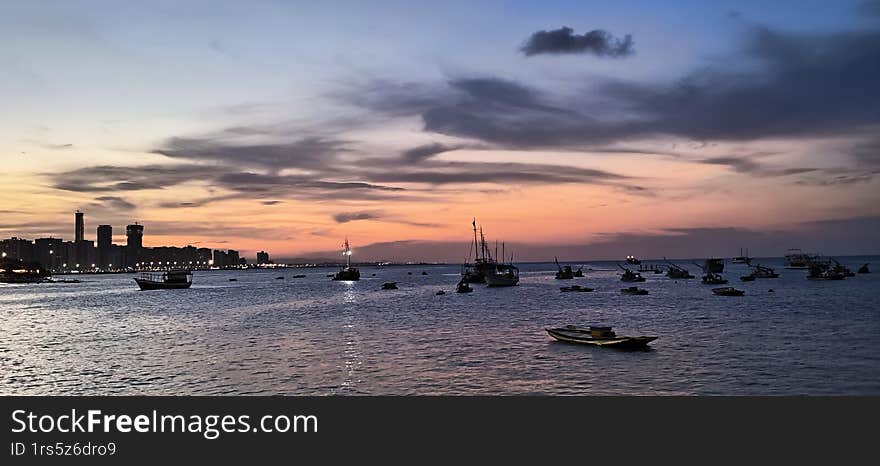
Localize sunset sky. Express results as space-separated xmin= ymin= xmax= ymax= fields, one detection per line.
xmin=1 ymin=0 xmax=879 ymax=261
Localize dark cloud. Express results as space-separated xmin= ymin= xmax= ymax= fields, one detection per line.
xmin=261 ymin=200 xmax=283 ymax=205
xmin=153 ymin=137 xmax=347 ymax=171
xmin=93 ymin=196 xmax=136 ymax=210
xmin=50 ymin=164 xmax=209 ymax=192
xmin=360 ymin=160 xmax=630 ymax=186
xmin=346 ymin=25 xmax=880 ymax=150
xmin=697 ymin=156 xmax=817 ymax=177
xmin=520 ymin=27 xmax=634 ymax=57
xmin=400 ymin=143 xmax=461 ymax=163
xmin=333 ymin=211 xmax=381 ymax=223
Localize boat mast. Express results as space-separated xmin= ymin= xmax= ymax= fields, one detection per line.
xmin=472 ymin=218 xmax=479 ymax=264
xmin=344 ymin=238 xmax=351 ymax=268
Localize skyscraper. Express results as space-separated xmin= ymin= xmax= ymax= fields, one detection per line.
xmin=257 ymin=251 xmax=269 ymax=264
xmin=126 ymin=223 xmax=143 ymax=266
xmin=74 ymin=210 xmax=84 ymax=243
xmin=97 ymin=225 xmax=112 ymax=269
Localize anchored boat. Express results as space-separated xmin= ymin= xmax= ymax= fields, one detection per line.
xmin=134 ymin=270 xmax=192 ymax=290
xmin=554 ymin=257 xmax=574 ymax=279
xmin=620 ymin=286 xmax=649 ymax=295
xmin=546 ymin=325 xmax=657 ymax=348
xmin=732 ymin=248 xmax=752 ymax=265
xmin=332 ymin=238 xmax=360 ymax=281
xmin=784 ymin=249 xmax=818 ymax=269
xmin=560 ymin=285 xmax=594 ymax=292
xmin=712 ymin=287 xmax=745 ymax=296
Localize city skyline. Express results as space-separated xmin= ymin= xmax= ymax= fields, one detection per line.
xmin=1 ymin=1 xmax=879 ymax=260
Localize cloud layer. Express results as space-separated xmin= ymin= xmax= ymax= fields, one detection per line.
xmin=520 ymin=27 xmax=634 ymax=57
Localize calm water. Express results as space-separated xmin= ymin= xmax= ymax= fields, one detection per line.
xmin=2 ymin=257 xmax=878 ymax=395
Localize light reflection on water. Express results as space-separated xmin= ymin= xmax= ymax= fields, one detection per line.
xmin=1 ymin=258 xmax=879 ymax=395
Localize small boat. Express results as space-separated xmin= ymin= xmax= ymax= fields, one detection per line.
xmin=407 ymin=272 xmax=413 ymax=275
xmin=456 ymin=281 xmax=473 ymax=293
xmin=275 ymin=276 xmax=285 ymax=280
xmin=436 ymin=290 xmax=446 ymax=295
xmin=292 ymin=274 xmax=306 ymax=278
xmin=332 ymin=238 xmax=361 ymax=281
xmin=703 ymin=258 xmax=724 ymax=274
xmin=620 ymin=286 xmax=649 ymax=295
xmin=785 ymin=248 xmax=818 ymax=269
xmin=701 ymin=273 xmax=728 ymax=285
xmin=421 ymin=271 xmax=428 ymax=275
xmin=712 ymin=287 xmax=745 ymax=296
xmin=617 ymin=263 xmax=645 ymax=282
xmin=229 ymin=278 xmax=238 ymax=281
xmin=546 ymin=325 xmax=657 ymax=348
xmin=732 ymin=248 xmax=752 ymax=265
xmin=807 ymin=260 xmax=847 ymax=280
xmin=858 ymin=263 xmax=870 ymax=274
xmin=134 ymin=270 xmax=192 ymax=290
xmin=381 ymin=282 xmax=398 ymax=290
xmin=751 ymin=264 xmax=779 ymax=278
xmin=625 ymin=255 xmax=641 ymax=265
xmin=664 ymin=259 xmax=694 ymax=279
xmin=740 ymin=274 xmax=756 ymax=282
xmin=486 ymin=264 xmax=519 ymax=287
xmin=555 ymin=257 xmax=574 ymax=279
xmin=560 ymin=285 xmax=594 ymax=292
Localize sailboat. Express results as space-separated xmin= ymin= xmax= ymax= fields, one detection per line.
xmin=332 ymin=238 xmax=360 ymax=281
xmin=460 ymin=219 xmax=497 ymax=284
xmin=732 ymin=248 xmax=752 ymax=265
xmin=485 ymin=241 xmax=519 ymax=287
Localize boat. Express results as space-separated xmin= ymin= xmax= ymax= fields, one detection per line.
xmin=703 ymin=258 xmax=724 ymax=274
xmin=546 ymin=325 xmax=657 ymax=348
xmin=229 ymin=278 xmax=238 ymax=281
xmin=625 ymin=255 xmax=641 ymax=265
xmin=332 ymin=238 xmax=360 ymax=281
xmin=460 ymin=219 xmax=496 ymax=284
xmin=134 ymin=270 xmax=192 ymax=290
xmin=712 ymin=287 xmax=745 ymax=296
xmin=620 ymin=286 xmax=649 ymax=295
xmin=0 ymin=258 xmax=48 ymax=284
xmin=560 ymin=285 xmax=594 ymax=292
xmin=45 ymin=278 xmax=81 ymax=284
xmin=617 ymin=263 xmax=646 ymax=282
xmin=639 ymin=263 xmax=664 ymax=274
xmin=830 ymin=259 xmax=854 ymax=277
xmin=456 ymin=280 xmax=473 ymax=293
xmin=701 ymin=272 xmax=728 ymax=285
xmin=572 ymin=267 xmax=585 ymax=277
xmin=381 ymin=282 xmax=398 ymax=290
xmin=806 ymin=259 xmax=846 ymax=280
xmin=751 ymin=264 xmax=779 ymax=278
xmin=275 ymin=276 xmax=285 ymax=280
xmin=732 ymin=248 xmax=752 ymax=265
xmin=293 ymin=274 xmax=306 ymax=278
xmin=436 ymin=290 xmax=446 ymax=295
xmin=664 ymin=259 xmax=695 ymax=279
xmin=554 ymin=257 xmax=574 ymax=279
xmin=486 ymin=263 xmax=519 ymax=287
xmin=784 ymin=248 xmax=818 ymax=269
xmin=858 ymin=263 xmax=870 ymax=274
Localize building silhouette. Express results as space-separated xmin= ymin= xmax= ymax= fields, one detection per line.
xmin=126 ymin=223 xmax=143 ymax=266
xmin=74 ymin=210 xmax=84 ymax=243
xmin=257 ymin=251 xmax=269 ymax=264
xmin=97 ymin=225 xmax=112 ymax=269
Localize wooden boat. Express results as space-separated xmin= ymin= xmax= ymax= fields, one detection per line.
xmin=712 ymin=287 xmax=744 ymax=296
xmin=332 ymin=238 xmax=360 ymax=281
xmin=807 ymin=260 xmax=846 ymax=280
xmin=460 ymin=219 xmax=496 ymax=284
xmin=275 ymin=276 xmax=285 ymax=280
xmin=560 ymin=285 xmax=594 ymax=292
xmin=486 ymin=264 xmax=519 ymax=287
xmin=381 ymin=282 xmax=398 ymax=290
xmin=664 ymin=259 xmax=695 ymax=279
xmin=134 ymin=270 xmax=192 ymax=290
xmin=858 ymin=263 xmax=870 ymax=274
xmin=555 ymin=257 xmax=574 ymax=279
xmin=620 ymin=286 xmax=649 ymax=295
xmin=617 ymin=263 xmax=645 ymax=282
xmin=229 ymin=278 xmax=238 ymax=281
xmin=701 ymin=273 xmax=728 ymax=285
xmin=751 ymin=264 xmax=779 ymax=278
xmin=546 ymin=325 xmax=657 ymax=348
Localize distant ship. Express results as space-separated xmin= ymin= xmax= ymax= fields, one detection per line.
xmin=134 ymin=270 xmax=192 ymax=290
xmin=460 ymin=219 xmax=497 ymax=284
xmin=625 ymin=255 xmax=641 ymax=265
xmin=485 ymin=241 xmax=519 ymax=287
xmin=332 ymin=238 xmax=360 ymax=281
xmin=784 ymin=249 xmax=818 ymax=269
xmin=732 ymin=248 xmax=752 ymax=265
xmin=704 ymin=258 xmax=724 ymax=274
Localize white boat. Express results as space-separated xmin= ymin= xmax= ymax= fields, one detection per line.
xmin=784 ymin=249 xmax=817 ymax=269
xmin=546 ymin=325 xmax=657 ymax=348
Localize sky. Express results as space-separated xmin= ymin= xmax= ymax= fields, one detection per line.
xmin=1 ymin=0 xmax=879 ymax=261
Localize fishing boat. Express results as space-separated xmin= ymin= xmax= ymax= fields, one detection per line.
xmin=456 ymin=280 xmax=473 ymax=293
xmin=664 ymin=259 xmax=695 ymax=279
xmin=830 ymin=259 xmax=854 ymax=277
xmin=858 ymin=263 xmax=870 ymax=274
xmin=460 ymin=219 xmax=496 ymax=284
xmin=625 ymin=255 xmax=641 ymax=265
xmin=806 ymin=260 xmax=846 ymax=280
xmin=620 ymin=286 xmax=649 ymax=295
xmin=486 ymin=263 xmax=519 ymax=287
xmin=554 ymin=257 xmax=574 ymax=279
xmin=751 ymin=264 xmax=779 ymax=278
xmin=381 ymin=282 xmax=398 ymax=290
xmin=732 ymin=248 xmax=752 ymax=265
xmin=617 ymin=263 xmax=646 ymax=282
xmin=560 ymin=285 xmax=594 ymax=292
xmin=134 ymin=270 xmax=192 ymax=290
xmin=701 ymin=272 xmax=728 ymax=285
xmin=784 ymin=248 xmax=818 ymax=269
xmin=332 ymin=238 xmax=360 ymax=281
xmin=703 ymin=258 xmax=724 ymax=274
xmin=546 ymin=325 xmax=657 ymax=348
xmin=712 ymin=287 xmax=745 ymax=296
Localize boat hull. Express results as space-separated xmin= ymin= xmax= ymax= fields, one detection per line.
xmin=546 ymin=328 xmax=657 ymax=348
xmin=134 ymin=278 xmax=192 ymax=290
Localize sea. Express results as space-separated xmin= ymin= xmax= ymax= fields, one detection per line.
xmin=2 ymin=257 xmax=878 ymax=395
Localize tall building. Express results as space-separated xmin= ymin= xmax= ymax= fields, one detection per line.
xmin=212 ymin=249 xmax=227 ymax=268
xmin=126 ymin=223 xmax=144 ymax=267
xmin=257 ymin=251 xmax=269 ymax=264
xmin=97 ymin=225 xmax=112 ymax=269
xmin=227 ymin=249 xmax=239 ymax=268
xmin=74 ymin=210 xmax=84 ymax=243
xmin=34 ymin=237 xmax=63 ymax=271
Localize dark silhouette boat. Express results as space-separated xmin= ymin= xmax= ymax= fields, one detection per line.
xmin=134 ymin=270 xmax=192 ymax=290
xmin=381 ymin=282 xmax=398 ymax=290
xmin=664 ymin=259 xmax=695 ymax=279
xmin=732 ymin=248 xmax=752 ymax=265
xmin=620 ymin=286 xmax=649 ymax=295
xmin=701 ymin=272 xmax=728 ymax=285
xmin=572 ymin=267 xmax=585 ymax=277
xmin=332 ymin=238 xmax=360 ymax=281
xmin=807 ymin=259 xmax=847 ymax=280
xmin=456 ymin=280 xmax=473 ymax=293
xmin=460 ymin=219 xmax=496 ymax=284
xmin=546 ymin=325 xmax=657 ymax=348
xmin=0 ymin=257 xmax=48 ymax=284
xmin=617 ymin=263 xmax=646 ymax=282
xmin=555 ymin=257 xmax=574 ymax=279
xmin=625 ymin=255 xmax=641 ymax=265
xmin=712 ymin=287 xmax=745 ymax=296
xmin=703 ymin=258 xmax=724 ymax=274
xmin=858 ymin=263 xmax=870 ymax=274
xmin=785 ymin=248 xmax=818 ymax=269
